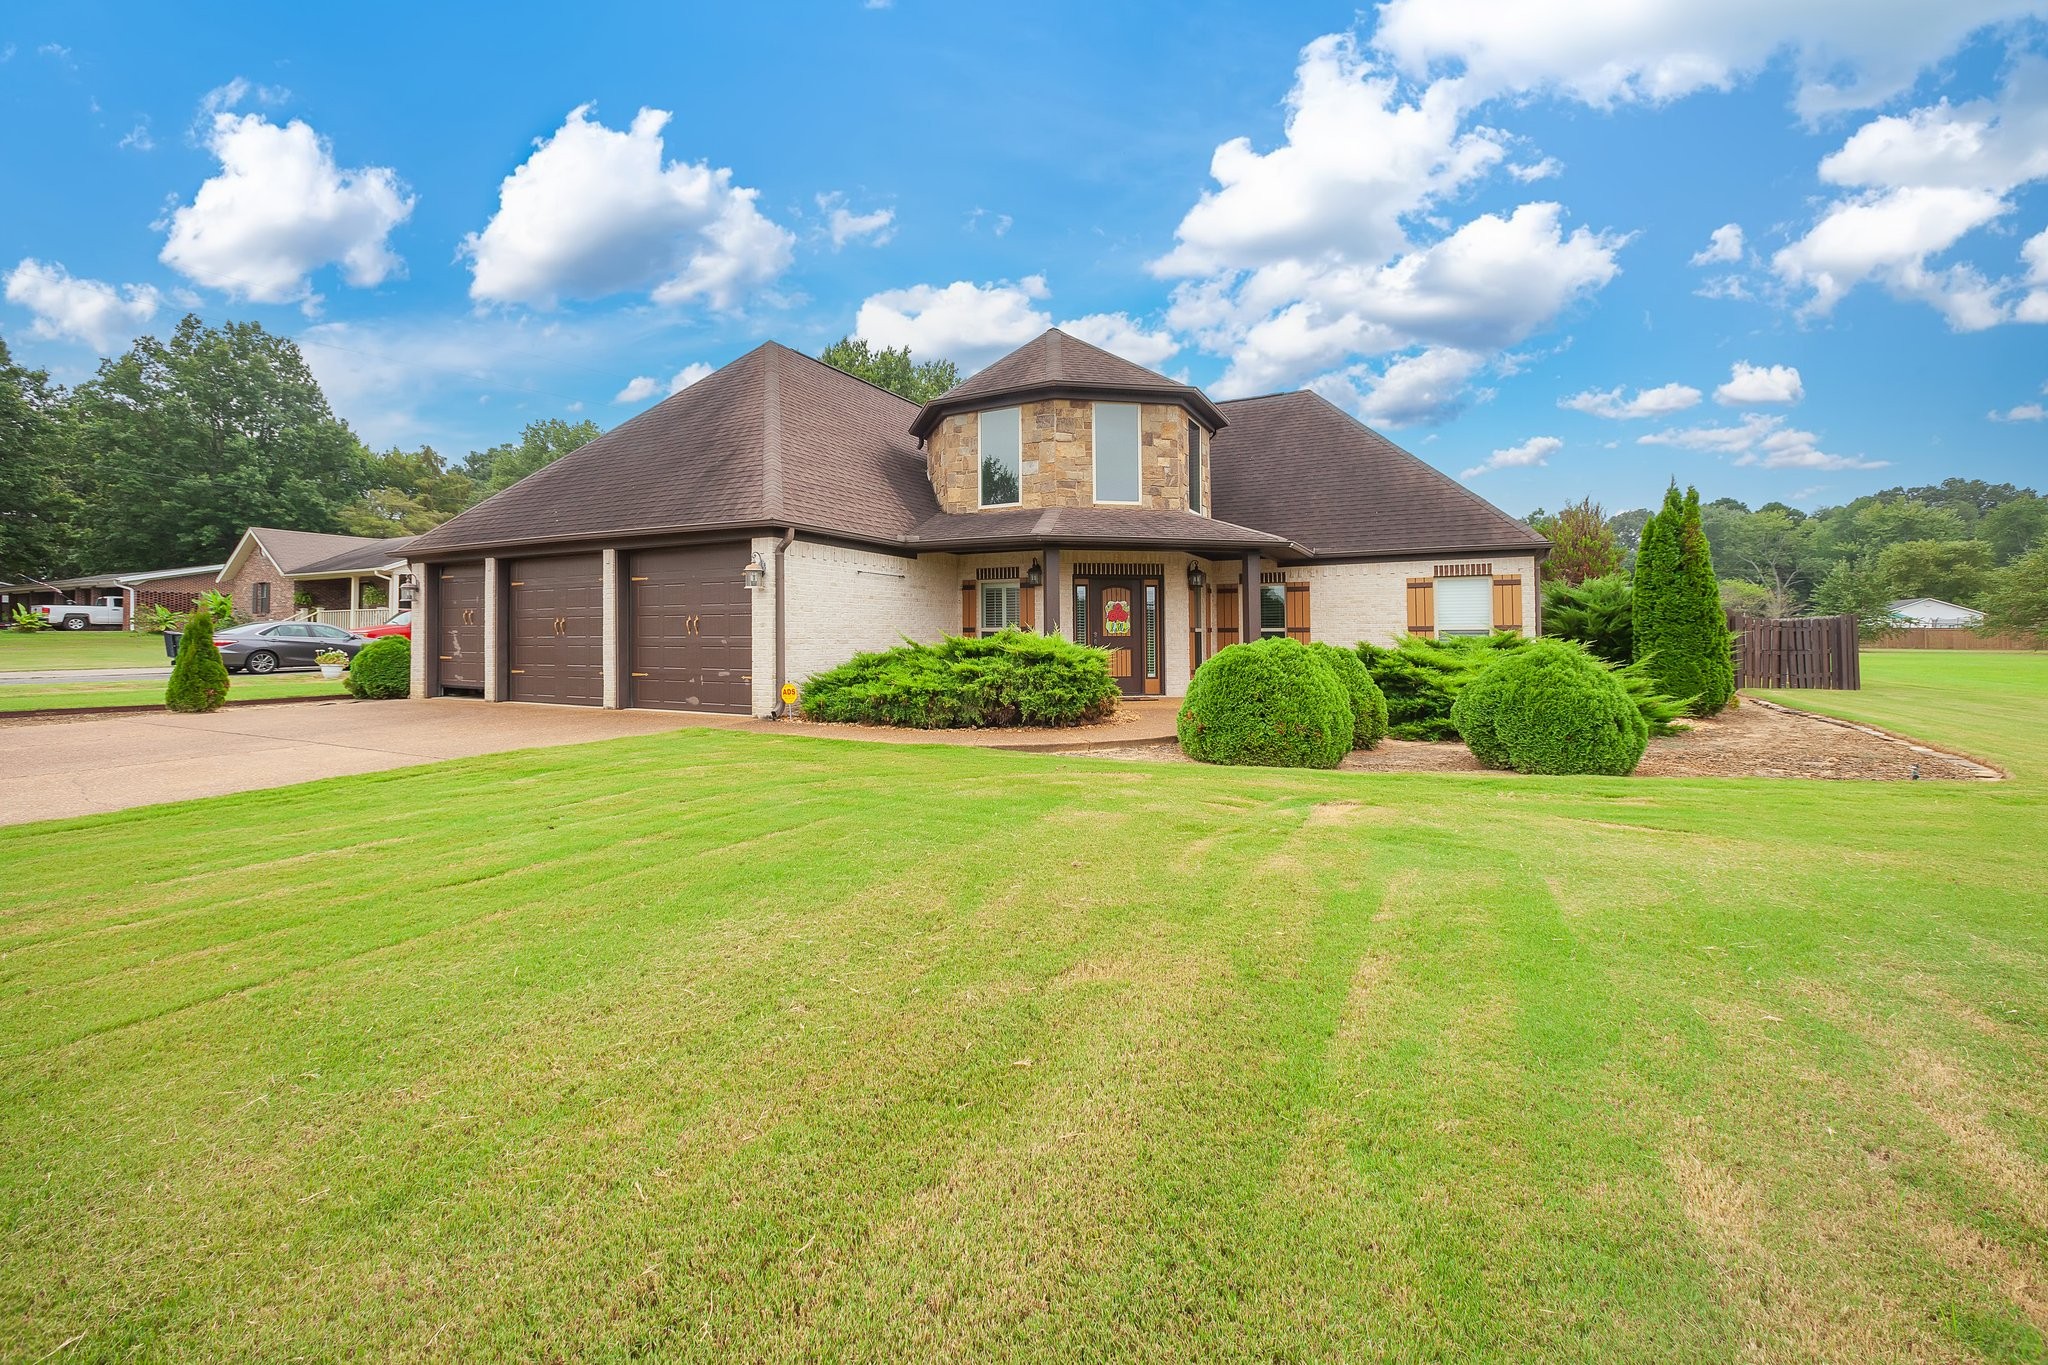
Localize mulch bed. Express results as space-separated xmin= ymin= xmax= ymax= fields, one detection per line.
xmin=1052 ymin=695 xmax=2003 ymax=781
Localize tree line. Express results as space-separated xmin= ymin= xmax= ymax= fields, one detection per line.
xmin=0 ymin=317 xmax=602 ymax=581
xmin=1528 ymin=479 xmax=2048 ymax=635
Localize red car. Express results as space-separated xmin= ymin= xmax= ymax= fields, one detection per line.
xmin=357 ymin=610 xmax=412 ymax=640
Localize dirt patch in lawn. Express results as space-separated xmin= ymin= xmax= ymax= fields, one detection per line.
xmin=1051 ymin=695 xmax=2003 ymax=781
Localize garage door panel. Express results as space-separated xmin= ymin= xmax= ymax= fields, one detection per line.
xmin=509 ymin=555 xmax=602 ymax=707
xmin=435 ymin=563 xmax=485 ymax=691
xmin=628 ymin=545 xmax=752 ymax=714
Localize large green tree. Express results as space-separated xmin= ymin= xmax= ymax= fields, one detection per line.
xmin=1979 ymin=546 xmax=2048 ymax=637
xmin=1631 ymin=485 xmax=1733 ymax=715
xmin=462 ymin=418 xmax=602 ymax=497
xmin=338 ymin=445 xmax=478 ymax=536
xmin=0 ymin=336 xmax=78 ymax=581
xmin=67 ymin=316 xmax=368 ymax=571
xmin=1874 ymin=539 xmax=1992 ymax=605
xmin=1531 ymin=496 xmax=1621 ymax=584
xmin=818 ymin=338 xmax=961 ymax=404
xmin=1809 ymin=557 xmax=1903 ymax=639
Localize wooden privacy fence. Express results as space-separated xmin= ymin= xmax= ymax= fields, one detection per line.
xmin=1728 ymin=612 xmax=1861 ymax=690
xmin=1869 ymin=627 xmax=2046 ymax=651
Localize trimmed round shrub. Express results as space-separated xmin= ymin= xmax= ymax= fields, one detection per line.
xmin=1450 ymin=638 xmax=1649 ymax=776
xmin=345 ymin=636 xmax=412 ymax=700
xmin=1177 ymin=638 xmax=1353 ymax=769
xmin=1309 ymin=640 xmax=1387 ymax=750
xmin=800 ymin=630 xmax=1118 ymax=728
xmin=164 ymin=610 xmax=231 ymax=713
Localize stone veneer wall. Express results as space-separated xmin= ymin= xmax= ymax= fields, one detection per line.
xmin=926 ymin=400 xmax=1211 ymax=515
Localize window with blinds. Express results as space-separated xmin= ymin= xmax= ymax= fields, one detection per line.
xmin=1434 ymin=575 xmax=1493 ymax=635
xmin=979 ymin=581 xmax=1019 ymax=635
xmin=1259 ymin=584 xmax=1287 ymax=638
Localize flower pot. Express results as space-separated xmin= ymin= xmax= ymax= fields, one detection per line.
xmin=320 ymin=664 xmax=345 ymax=681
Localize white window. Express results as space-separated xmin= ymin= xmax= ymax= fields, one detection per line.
xmin=1259 ymin=584 xmax=1287 ymax=639
xmin=1188 ymin=420 xmax=1204 ymax=514
xmin=1093 ymin=402 xmax=1141 ymax=503
xmin=1435 ymin=575 xmax=1493 ymax=636
xmin=979 ymin=581 xmax=1020 ymax=635
xmin=979 ymin=408 xmax=1021 ymax=507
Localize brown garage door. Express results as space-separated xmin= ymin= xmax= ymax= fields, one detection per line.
xmin=434 ymin=563 xmax=485 ymax=692
xmin=627 ymin=545 xmax=753 ymax=714
xmin=507 ymin=554 xmax=603 ymax=707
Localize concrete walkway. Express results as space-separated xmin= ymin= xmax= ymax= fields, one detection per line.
xmin=0 ymin=697 xmax=1181 ymax=826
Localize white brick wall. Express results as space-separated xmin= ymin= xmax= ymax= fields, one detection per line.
xmin=407 ymin=559 xmax=429 ymax=697
xmin=758 ymin=538 xmax=959 ymax=716
xmin=1287 ymin=554 xmax=1540 ymax=647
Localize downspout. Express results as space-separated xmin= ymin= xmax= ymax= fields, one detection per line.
xmin=773 ymin=527 xmax=796 ymax=718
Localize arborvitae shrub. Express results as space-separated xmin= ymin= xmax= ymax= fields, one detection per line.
xmin=164 ymin=610 xmax=231 ymax=713
xmin=1308 ymin=640 xmax=1387 ymax=749
xmin=1450 ymin=638 xmax=1650 ymax=776
xmin=800 ymin=630 xmax=1118 ymax=727
xmin=1177 ymin=637 xmax=1352 ymax=769
xmin=344 ymin=636 xmax=412 ymax=699
xmin=1632 ymin=485 xmax=1735 ymax=716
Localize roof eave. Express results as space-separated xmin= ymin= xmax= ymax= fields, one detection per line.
xmin=909 ymin=381 xmax=1228 ymax=440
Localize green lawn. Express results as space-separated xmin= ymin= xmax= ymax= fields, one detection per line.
xmin=4 ymin=655 xmax=2046 ymax=1361
xmin=0 ymin=628 xmax=171 ymax=671
xmin=0 ymin=671 xmax=345 ymax=713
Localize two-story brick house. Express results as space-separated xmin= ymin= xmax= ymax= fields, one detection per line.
xmin=401 ymin=329 xmax=1548 ymax=715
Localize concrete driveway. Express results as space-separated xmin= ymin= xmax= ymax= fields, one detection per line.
xmin=0 ymin=699 xmax=738 ymax=826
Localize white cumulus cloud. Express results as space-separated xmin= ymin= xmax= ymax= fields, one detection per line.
xmin=1057 ymin=312 xmax=1180 ymax=369
xmin=1690 ymin=223 xmax=1745 ymax=265
xmin=617 ymin=362 xmax=715 ymax=403
xmin=817 ymin=192 xmax=895 ymax=249
xmin=1639 ymin=412 xmax=1885 ymax=470
xmin=1560 ymin=381 xmax=1702 ymax=419
xmin=462 ymin=105 xmax=794 ymax=311
xmin=4 ymin=259 xmax=162 ymax=353
xmin=852 ymin=276 xmax=1052 ymax=371
xmin=1461 ymin=434 xmax=1560 ymax=480
xmin=1370 ymin=0 xmax=2039 ymax=117
xmin=1152 ymin=33 xmax=1623 ymax=418
xmin=1715 ymin=360 xmax=1804 ymax=405
xmin=158 ymin=104 xmax=412 ymax=306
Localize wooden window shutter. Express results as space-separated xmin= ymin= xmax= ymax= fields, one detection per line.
xmin=1492 ymin=575 xmax=1523 ymax=634
xmin=1405 ymin=578 xmax=1435 ymax=638
xmin=1284 ymin=581 xmax=1310 ymax=642
xmin=1214 ymin=584 xmax=1240 ymax=649
xmin=961 ymin=581 xmax=977 ymax=635
xmin=1019 ymin=581 xmax=1036 ymax=631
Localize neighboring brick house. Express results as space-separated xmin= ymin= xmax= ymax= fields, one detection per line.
xmin=403 ymin=329 xmax=1548 ymax=716
xmin=216 ymin=527 xmax=414 ymax=626
xmin=116 ymin=565 xmax=226 ymax=618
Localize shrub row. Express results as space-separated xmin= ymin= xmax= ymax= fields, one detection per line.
xmin=800 ymin=630 xmax=1119 ymax=728
xmin=1358 ymin=632 xmax=1687 ymax=740
xmin=1451 ymin=639 xmax=1649 ymax=775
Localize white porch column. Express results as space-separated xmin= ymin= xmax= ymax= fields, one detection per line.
xmin=601 ymin=547 xmax=621 ymax=709
xmin=349 ymin=575 xmax=361 ymax=627
xmin=482 ymin=557 xmax=503 ymax=702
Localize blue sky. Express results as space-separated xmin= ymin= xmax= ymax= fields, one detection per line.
xmin=3 ymin=1 xmax=2045 ymax=516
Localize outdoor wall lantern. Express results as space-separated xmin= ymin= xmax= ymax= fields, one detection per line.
xmin=1023 ymin=559 xmax=1044 ymax=588
xmin=743 ymin=552 xmax=767 ymax=590
xmin=1187 ymin=563 xmax=1207 ymax=588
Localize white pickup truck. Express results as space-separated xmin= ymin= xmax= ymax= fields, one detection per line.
xmin=38 ymin=597 xmax=126 ymax=630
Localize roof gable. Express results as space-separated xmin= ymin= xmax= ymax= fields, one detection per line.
xmin=1208 ymin=391 xmax=1548 ymax=560
xmin=909 ymin=329 xmax=1226 ymax=439
xmin=408 ymin=344 xmax=938 ymax=557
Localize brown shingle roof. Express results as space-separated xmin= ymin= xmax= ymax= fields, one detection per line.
xmin=902 ymin=506 xmax=1293 ymax=553
xmin=407 ymin=343 xmax=939 ymax=556
xmin=1209 ymin=391 xmax=1549 ymax=560
xmin=250 ymin=528 xmax=405 ymax=576
xmin=292 ymin=537 xmax=415 ymax=575
xmin=908 ymin=328 xmax=1226 ymax=439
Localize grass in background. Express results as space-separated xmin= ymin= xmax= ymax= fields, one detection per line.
xmin=0 ymin=629 xmax=173 ymax=671
xmin=0 ymin=672 xmax=345 ymax=713
xmin=2 ymin=655 xmax=2045 ymax=1360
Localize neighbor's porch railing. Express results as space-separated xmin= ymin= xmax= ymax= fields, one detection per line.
xmin=296 ymin=606 xmax=400 ymax=632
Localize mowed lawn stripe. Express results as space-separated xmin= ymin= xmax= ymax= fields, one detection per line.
xmin=2 ymin=653 xmax=2047 ymax=1360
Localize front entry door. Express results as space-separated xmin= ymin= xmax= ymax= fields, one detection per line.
xmin=1082 ymin=576 xmax=1161 ymax=696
